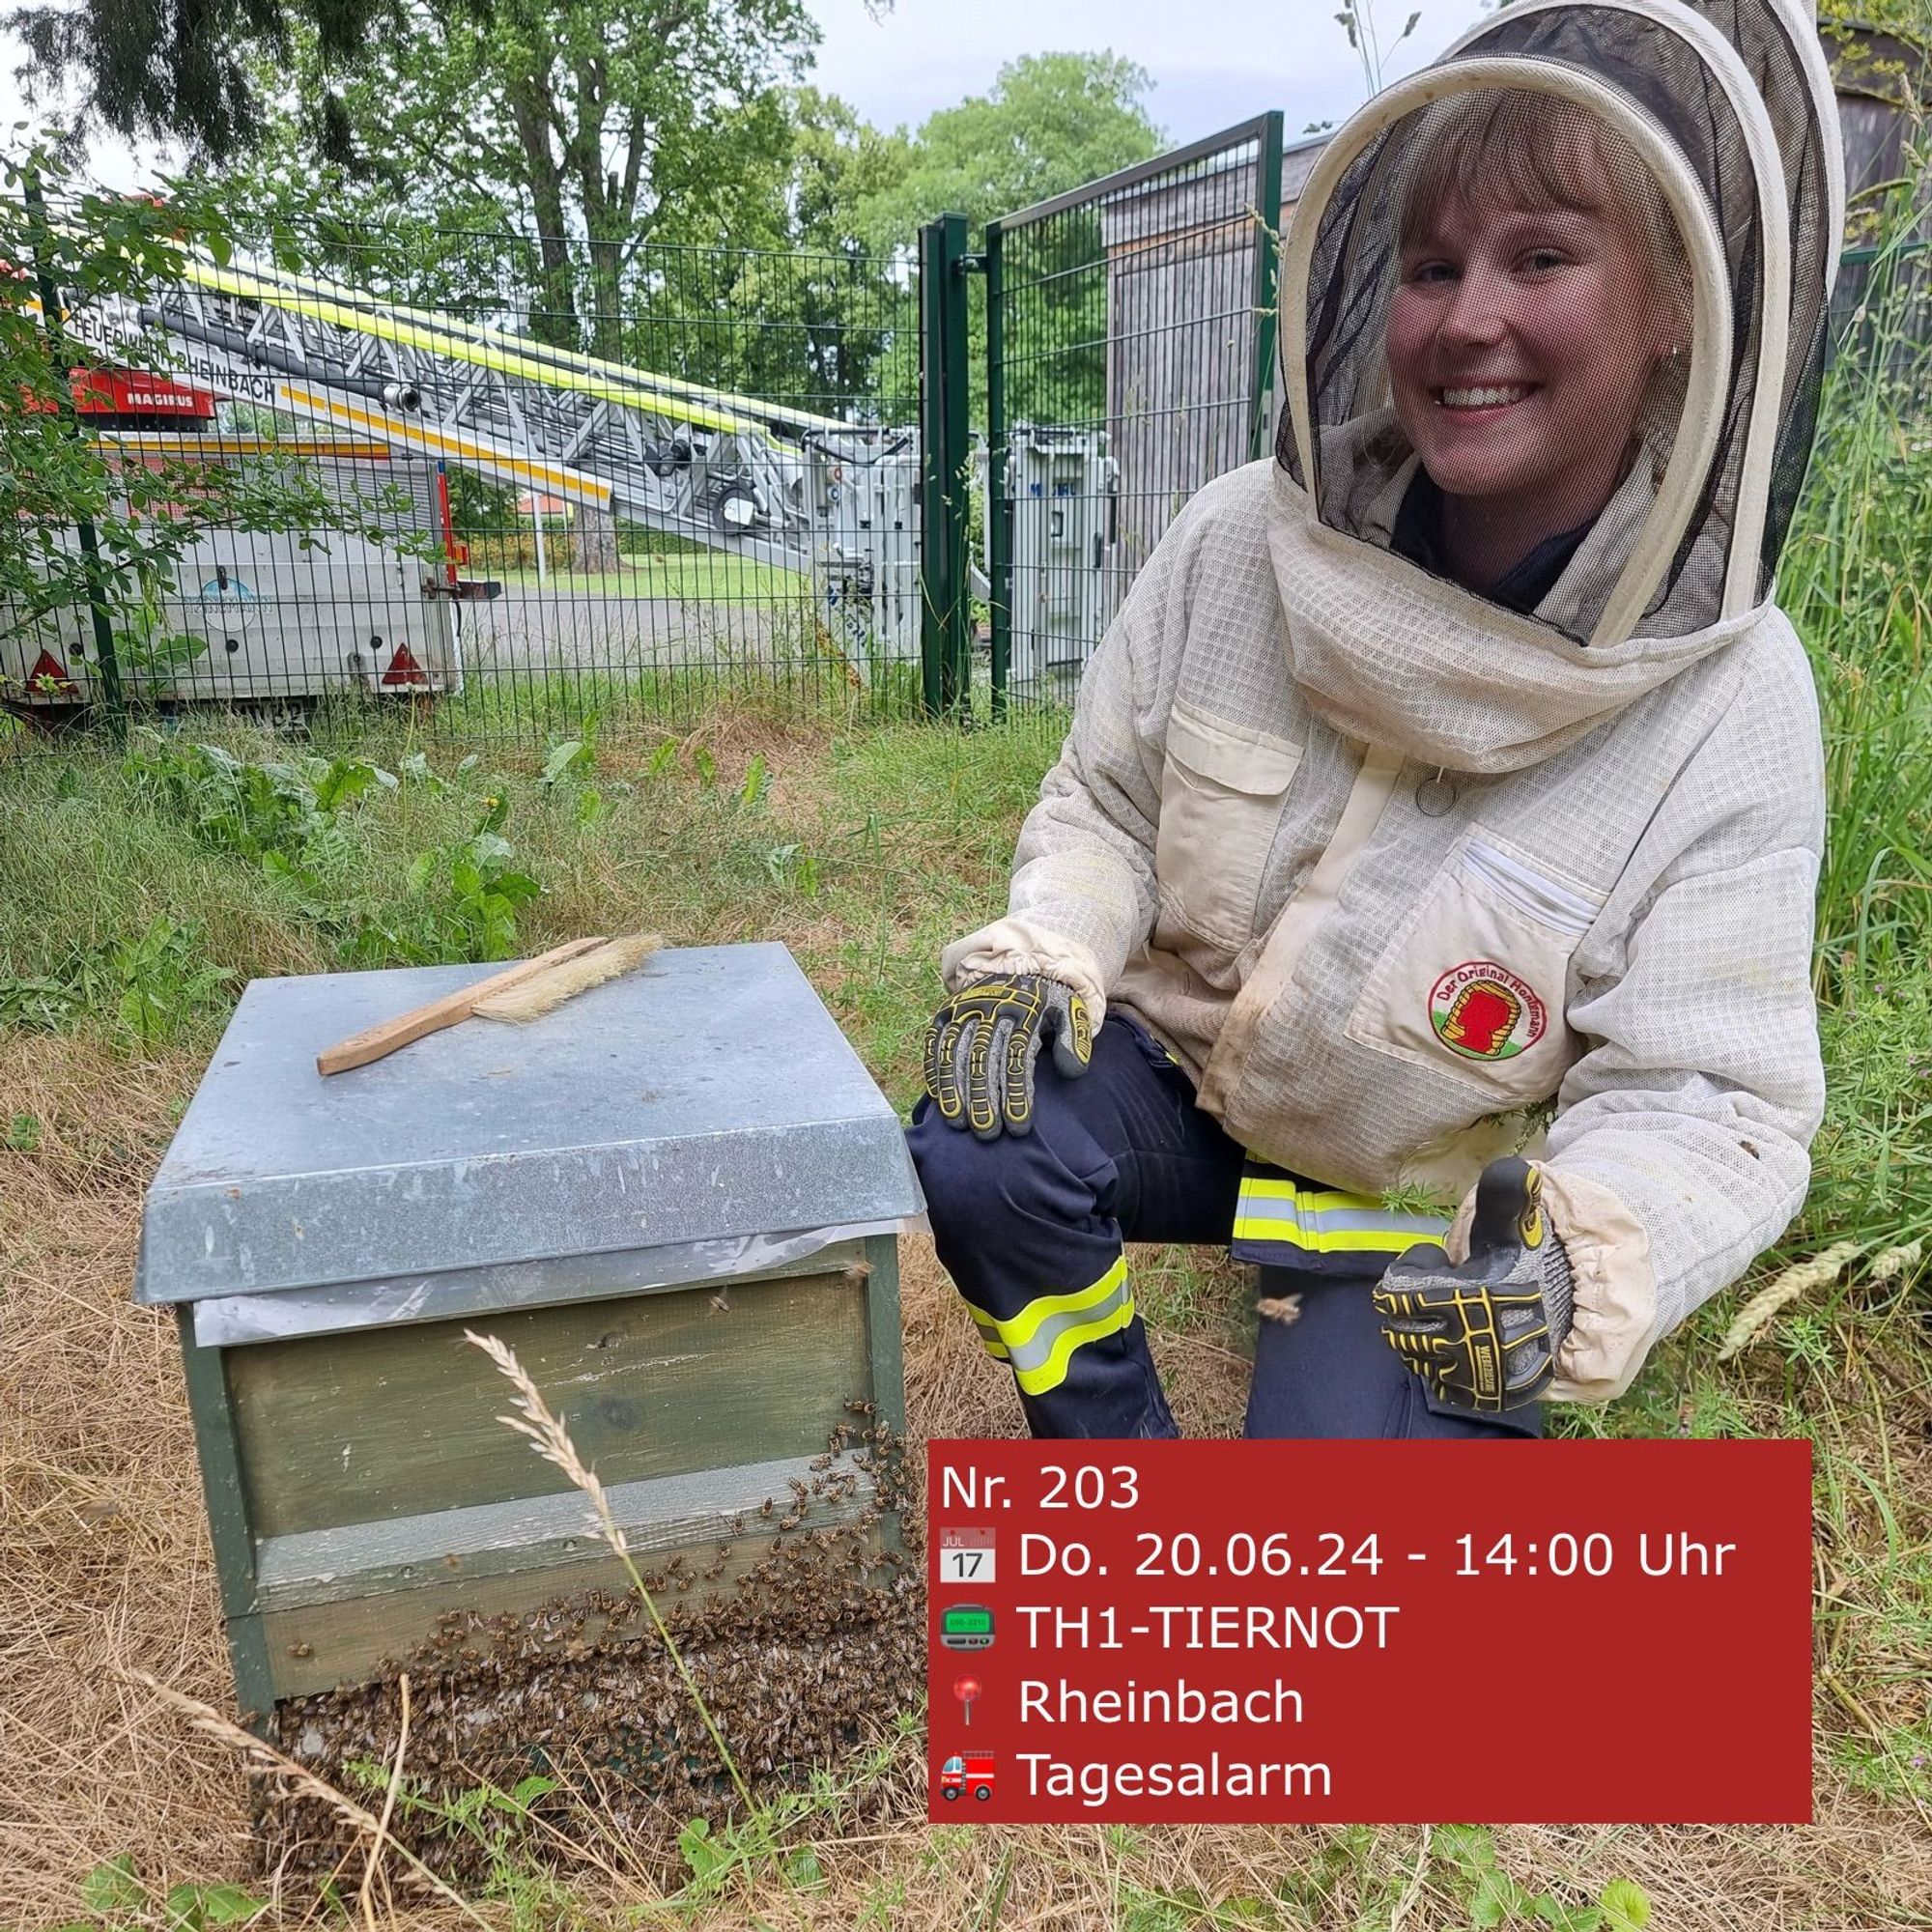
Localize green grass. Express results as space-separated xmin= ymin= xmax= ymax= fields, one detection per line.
xmin=488 ymin=556 xmax=813 ymax=602
xmin=7 ymin=618 xmax=1932 ymax=1923
xmin=0 ymin=702 xmax=1066 ymax=1113
xmin=9 ymin=141 xmax=1932 ymax=1932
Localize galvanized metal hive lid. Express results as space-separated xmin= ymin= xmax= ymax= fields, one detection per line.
xmin=135 ymin=943 xmax=922 ymax=1305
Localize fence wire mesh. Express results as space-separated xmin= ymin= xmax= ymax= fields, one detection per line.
xmin=5 ymin=112 xmax=1926 ymax=760
xmin=0 ymin=200 xmax=923 ymax=751
xmin=984 ymin=116 xmax=1285 ymax=712
xmin=1832 ymin=240 xmax=1932 ymax=409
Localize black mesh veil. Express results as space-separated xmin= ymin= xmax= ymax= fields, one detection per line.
xmin=1273 ymin=0 xmax=1838 ymax=644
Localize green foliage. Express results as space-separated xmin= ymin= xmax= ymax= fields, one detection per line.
xmin=857 ymin=50 xmax=1166 ymax=426
xmin=1599 ymin=1881 xmax=1651 ymax=1928
xmin=80 ymin=1855 xmax=145 ymax=1920
xmin=855 ymin=53 xmax=1164 ymax=248
xmin=0 ymin=150 xmax=435 ymax=714
xmin=338 ymin=1769 xmax=584 ymax=1928
xmin=343 ymin=797 xmax=543 ymax=964
xmin=61 ymin=1857 xmax=267 ymax=1932
xmin=93 ymin=913 xmax=238 ymax=1050
xmin=160 ymin=1884 xmax=271 ymax=1931
xmin=118 ymin=731 xmax=547 ymax=967
xmin=1429 ymin=1825 xmax=1650 ymax=1932
xmin=0 ymin=913 xmax=233 ymax=1052
xmin=1818 ymin=0 xmax=1932 ymax=48
xmin=200 ymin=43 xmax=1160 ymax=431
xmin=413 ymin=812 xmax=541 ymax=959
xmin=125 ymin=734 xmax=394 ymax=871
xmin=762 ymin=840 xmax=821 ymax=895
xmin=206 ymin=0 xmax=815 ymax=363
xmin=1779 ymin=136 xmax=1932 ymax=1020
xmin=1800 ymin=975 xmax=1932 ymax=1256
xmin=538 ymin=715 xmax=608 ymax=827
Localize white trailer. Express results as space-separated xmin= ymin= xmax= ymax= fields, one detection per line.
xmin=0 ymin=438 xmax=463 ymax=718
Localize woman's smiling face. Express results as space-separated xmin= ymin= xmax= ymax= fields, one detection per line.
xmin=1386 ymin=157 xmax=1680 ymax=543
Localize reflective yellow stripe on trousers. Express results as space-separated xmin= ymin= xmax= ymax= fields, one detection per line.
xmin=1231 ymin=1169 xmax=1450 ymax=1266
xmin=964 ymin=1256 xmax=1134 ymax=1396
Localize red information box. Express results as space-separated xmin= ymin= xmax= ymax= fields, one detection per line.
xmin=926 ymin=1439 xmax=1812 ymax=1824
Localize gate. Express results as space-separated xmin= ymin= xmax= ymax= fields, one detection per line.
xmin=981 ymin=115 xmax=1287 ymax=713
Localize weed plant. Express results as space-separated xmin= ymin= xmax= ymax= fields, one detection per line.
xmin=6 ymin=133 xmax=1932 ymax=1932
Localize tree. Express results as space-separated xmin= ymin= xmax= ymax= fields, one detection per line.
xmin=0 ymin=149 xmax=427 ymax=717
xmin=854 ymin=51 xmax=1165 ymax=247
xmin=218 ymin=0 xmax=818 ymax=563
xmin=249 ymin=0 xmax=816 ymax=356
xmin=6 ymin=0 xmax=413 ymax=164
xmin=621 ymin=88 xmax=918 ymax=413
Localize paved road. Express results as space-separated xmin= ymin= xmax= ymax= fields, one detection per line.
xmin=455 ymin=582 xmax=919 ymax=682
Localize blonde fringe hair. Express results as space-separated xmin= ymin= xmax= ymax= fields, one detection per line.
xmin=1397 ymin=87 xmax=1695 ymax=336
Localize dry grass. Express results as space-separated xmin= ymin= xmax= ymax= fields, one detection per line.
xmin=4 ymin=712 xmax=1932 ymax=1926
xmin=6 ymin=1039 xmax=1931 ymax=1928
xmin=0 ymin=1036 xmax=255 ymax=1900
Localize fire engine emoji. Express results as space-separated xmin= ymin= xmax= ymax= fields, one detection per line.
xmin=940 ymin=1752 xmax=996 ymax=1801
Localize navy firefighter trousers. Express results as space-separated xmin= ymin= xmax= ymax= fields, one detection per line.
xmin=906 ymin=1009 xmax=1542 ymax=1442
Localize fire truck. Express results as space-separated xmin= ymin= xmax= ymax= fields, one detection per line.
xmin=939 ymin=1753 xmax=996 ymax=1802
xmin=3 ymin=246 xmax=923 ymax=721
xmin=5 ymin=233 xmax=1118 ymax=719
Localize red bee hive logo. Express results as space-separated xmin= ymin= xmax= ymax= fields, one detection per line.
xmin=1429 ymin=960 xmax=1547 ymax=1061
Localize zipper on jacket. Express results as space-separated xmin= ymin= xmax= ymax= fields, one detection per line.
xmin=1463 ymin=838 xmax=1601 ymax=936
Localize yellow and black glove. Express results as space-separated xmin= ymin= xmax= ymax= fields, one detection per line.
xmin=1372 ymin=1158 xmax=1574 ymax=1413
xmin=923 ymin=974 xmax=1094 ymax=1141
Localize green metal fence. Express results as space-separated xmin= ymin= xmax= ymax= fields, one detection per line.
xmin=8 ymin=136 xmax=1923 ymax=759
xmin=918 ymin=212 xmax=973 ymax=721
xmin=981 ymin=115 xmax=1287 ymax=715
xmin=0 ymin=202 xmax=926 ymax=749
xmin=1833 ymin=241 xmax=1932 ymax=405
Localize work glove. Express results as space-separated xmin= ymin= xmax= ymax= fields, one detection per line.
xmin=923 ymin=973 xmax=1094 ymax=1141
xmin=1371 ymin=1157 xmax=1575 ymax=1413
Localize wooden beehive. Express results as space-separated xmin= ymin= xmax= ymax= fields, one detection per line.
xmin=135 ymin=944 xmax=922 ymax=1728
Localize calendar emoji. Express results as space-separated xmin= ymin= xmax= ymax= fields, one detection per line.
xmin=940 ymin=1527 xmax=996 ymax=1585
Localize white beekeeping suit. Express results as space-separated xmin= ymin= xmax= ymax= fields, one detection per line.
xmin=939 ymin=0 xmax=1842 ymax=1401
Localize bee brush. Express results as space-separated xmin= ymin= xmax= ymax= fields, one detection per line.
xmin=470 ymin=930 xmax=664 ymax=1024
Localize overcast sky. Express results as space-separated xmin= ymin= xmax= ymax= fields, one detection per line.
xmin=808 ymin=0 xmax=1492 ymax=146
xmin=1 ymin=0 xmax=1493 ymax=191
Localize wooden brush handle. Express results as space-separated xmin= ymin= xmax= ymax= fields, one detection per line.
xmin=316 ymin=936 xmax=609 ymax=1075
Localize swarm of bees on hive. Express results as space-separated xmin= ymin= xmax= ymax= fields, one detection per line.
xmin=257 ymin=1407 xmax=925 ymax=1881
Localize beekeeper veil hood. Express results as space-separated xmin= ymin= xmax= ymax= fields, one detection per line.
xmin=1267 ymin=0 xmax=1842 ymax=768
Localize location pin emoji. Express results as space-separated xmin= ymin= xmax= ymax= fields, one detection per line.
xmin=953 ymin=1675 xmax=981 ymax=1726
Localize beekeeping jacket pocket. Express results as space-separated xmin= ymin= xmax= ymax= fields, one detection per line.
xmin=1343 ymin=830 xmax=1604 ymax=1109
xmin=1153 ymin=702 xmax=1304 ymax=949
xmin=941 ymin=0 xmax=1839 ymax=1398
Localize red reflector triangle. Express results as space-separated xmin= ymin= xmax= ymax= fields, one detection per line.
xmin=28 ymin=648 xmax=76 ymax=692
xmin=380 ymin=642 xmax=428 ymax=687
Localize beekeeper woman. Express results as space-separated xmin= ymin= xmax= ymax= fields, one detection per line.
xmin=906 ymin=0 xmax=1843 ymax=1440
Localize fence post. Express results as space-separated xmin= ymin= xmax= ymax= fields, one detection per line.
xmin=1248 ymin=110 xmax=1286 ymax=464
xmin=919 ymin=212 xmax=972 ymax=719
xmin=23 ymin=164 xmax=127 ymax=744
xmin=984 ymin=219 xmax=1011 ymax=721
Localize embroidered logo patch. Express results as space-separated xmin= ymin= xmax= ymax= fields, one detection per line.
xmin=1428 ymin=960 xmax=1547 ymax=1061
